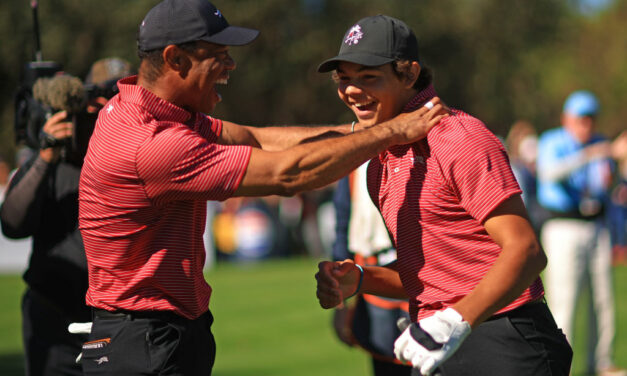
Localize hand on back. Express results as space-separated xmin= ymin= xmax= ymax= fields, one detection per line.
xmin=380 ymin=96 xmax=449 ymax=145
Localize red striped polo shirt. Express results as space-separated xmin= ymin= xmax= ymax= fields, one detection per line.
xmin=367 ymin=86 xmax=544 ymax=321
xmin=79 ymin=76 xmax=251 ymax=319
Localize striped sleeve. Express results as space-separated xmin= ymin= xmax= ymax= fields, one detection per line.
xmin=137 ymin=122 xmax=251 ymax=204
xmin=435 ymin=116 xmax=521 ymax=223
xmin=198 ymin=114 xmax=223 ymax=143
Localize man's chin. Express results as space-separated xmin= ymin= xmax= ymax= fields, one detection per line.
xmin=202 ymin=99 xmax=220 ymax=114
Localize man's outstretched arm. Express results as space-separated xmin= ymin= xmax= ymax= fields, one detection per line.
xmin=233 ymin=98 xmax=448 ymax=197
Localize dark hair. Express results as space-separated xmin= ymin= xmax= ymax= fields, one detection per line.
xmin=330 ymin=60 xmax=433 ymax=92
xmin=137 ymin=41 xmax=199 ymax=83
xmin=392 ymin=60 xmax=433 ymax=91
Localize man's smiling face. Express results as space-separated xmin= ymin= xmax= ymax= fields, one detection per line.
xmin=183 ymin=41 xmax=236 ymax=114
xmin=335 ymin=61 xmax=416 ymax=127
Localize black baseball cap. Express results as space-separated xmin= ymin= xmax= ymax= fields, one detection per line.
xmin=318 ymin=15 xmax=419 ymax=73
xmin=137 ymin=0 xmax=260 ymax=51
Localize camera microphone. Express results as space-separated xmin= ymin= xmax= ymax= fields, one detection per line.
xmin=31 ymin=74 xmax=96 ymax=159
xmin=32 ymin=74 xmax=86 ymax=114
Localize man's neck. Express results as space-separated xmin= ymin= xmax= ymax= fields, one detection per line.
xmin=137 ymin=72 xmax=190 ymax=112
xmin=402 ymin=84 xmax=438 ymax=113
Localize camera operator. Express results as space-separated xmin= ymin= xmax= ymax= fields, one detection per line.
xmin=0 ymin=57 xmax=132 ymax=376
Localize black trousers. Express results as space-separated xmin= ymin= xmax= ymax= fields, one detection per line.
xmin=372 ymin=357 xmax=412 ymax=376
xmin=22 ymin=289 xmax=87 ymax=376
xmin=432 ymin=301 xmax=573 ymax=376
xmin=81 ymin=309 xmax=216 ymax=376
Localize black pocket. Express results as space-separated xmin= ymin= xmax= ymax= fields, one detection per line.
xmin=81 ymin=317 xmax=152 ymax=375
xmin=506 ymin=316 xmax=547 ymax=357
xmin=146 ymin=320 xmax=182 ymax=372
xmin=80 ymin=319 xmax=118 ymax=374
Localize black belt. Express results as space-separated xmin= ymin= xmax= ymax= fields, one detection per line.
xmin=93 ymin=308 xmax=184 ymax=322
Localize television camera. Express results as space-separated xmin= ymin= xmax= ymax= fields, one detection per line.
xmin=13 ymin=1 xmax=119 ymax=153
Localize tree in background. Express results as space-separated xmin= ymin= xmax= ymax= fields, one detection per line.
xmin=1 ymin=0 xmax=625 ymax=165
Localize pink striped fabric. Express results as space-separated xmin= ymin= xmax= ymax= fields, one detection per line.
xmin=367 ymin=86 xmax=544 ymax=321
xmin=79 ymin=76 xmax=251 ymax=319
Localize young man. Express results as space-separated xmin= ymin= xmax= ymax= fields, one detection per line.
xmin=77 ymin=1 xmax=446 ymax=375
xmin=315 ymin=15 xmax=573 ymax=376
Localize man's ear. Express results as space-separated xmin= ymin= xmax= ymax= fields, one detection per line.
xmin=405 ymin=61 xmax=421 ymax=89
xmin=163 ymin=45 xmax=191 ymax=74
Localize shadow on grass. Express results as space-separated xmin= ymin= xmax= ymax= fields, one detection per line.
xmin=0 ymin=353 xmax=24 ymax=376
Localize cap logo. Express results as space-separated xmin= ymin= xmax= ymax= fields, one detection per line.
xmin=344 ymin=25 xmax=363 ymax=46
xmin=214 ymin=9 xmax=222 ymax=18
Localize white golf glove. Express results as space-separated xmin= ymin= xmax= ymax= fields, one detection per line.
xmin=394 ymin=308 xmax=471 ymax=376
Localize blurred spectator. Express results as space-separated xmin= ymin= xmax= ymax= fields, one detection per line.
xmin=212 ymin=196 xmax=289 ymax=261
xmin=316 ymin=194 xmax=337 ymax=257
xmin=278 ymin=195 xmax=307 ymax=252
xmin=330 ymin=163 xmax=411 ymax=376
xmin=608 ymin=131 xmax=627 ymax=264
xmin=0 ymin=157 xmax=9 ymax=202
xmin=505 ymin=120 xmax=548 ymax=232
xmin=0 ymin=148 xmax=33 ymax=273
xmin=0 ymin=58 xmax=132 ymax=376
xmin=14 ymin=146 xmax=36 ymax=174
xmin=210 ymin=187 xmax=337 ymax=262
xmin=299 ymin=188 xmax=336 ymax=258
xmin=202 ymin=200 xmax=220 ymax=269
xmin=536 ymin=90 xmax=625 ymax=376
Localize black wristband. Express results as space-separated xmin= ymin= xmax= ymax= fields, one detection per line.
xmin=39 ymin=130 xmax=61 ymax=149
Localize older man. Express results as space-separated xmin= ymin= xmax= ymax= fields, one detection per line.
xmin=537 ymin=90 xmax=625 ymax=376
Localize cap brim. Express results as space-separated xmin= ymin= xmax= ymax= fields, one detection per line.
xmin=567 ymin=109 xmax=598 ymax=117
xmin=204 ymin=26 xmax=260 ymax=46
xmin=317 ymin=53 xmax=395 ymax=73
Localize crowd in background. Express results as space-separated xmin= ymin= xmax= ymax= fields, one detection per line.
xmin=208 ymin=188 xmax=336 ymax=263
xmin=505 ymin=117 xmax=627 ymax=265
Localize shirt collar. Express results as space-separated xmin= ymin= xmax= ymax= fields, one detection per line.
xmin=402 ymin=84 xmax=438 ymax=113
xmin=378 ymin=84 xmax=438 ymax=163
xmin=117 ymin=76 xmax=194 ymax=124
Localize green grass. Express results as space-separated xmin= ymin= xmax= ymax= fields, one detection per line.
xmin=569 ymin=264 xmax=627 ymax=374
xmin=0 ymin=258 xmax=625 ymax=375
xmin=0 ymin=274 xmax=27 ymax=376
xmin=207 ymin=258 xmax=369 ymax=376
